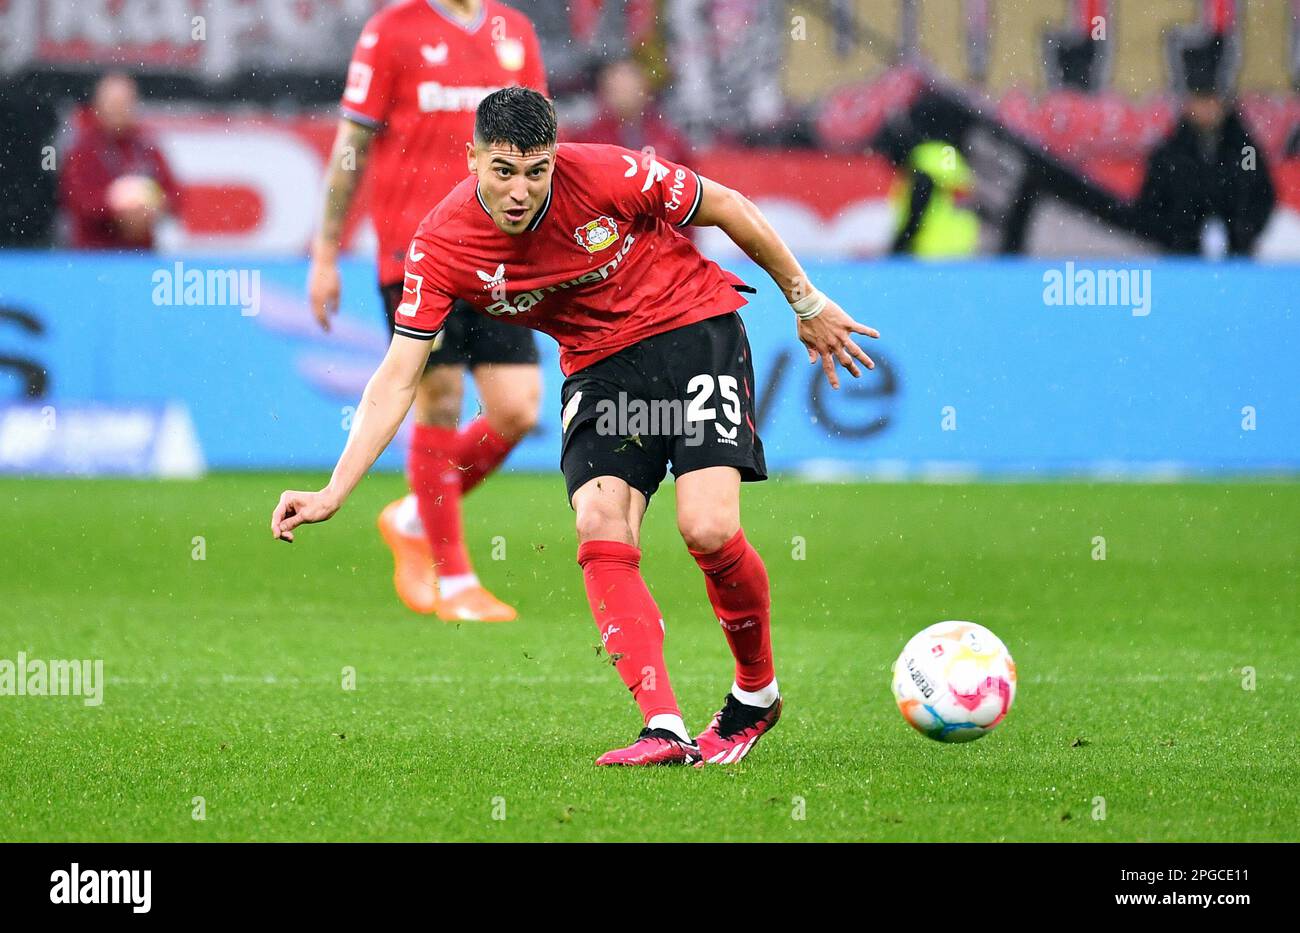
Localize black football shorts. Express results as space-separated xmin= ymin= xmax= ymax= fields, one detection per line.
xmin=380 ymin=282 xmax=538 ymax=369
xmin=559 ymin=311 xmax=768 ymax=505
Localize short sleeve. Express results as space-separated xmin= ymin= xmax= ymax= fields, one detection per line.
xmin=339 ymin=19 xmax=396 ymax=128
xmin=605 ymin=147 xmax=704 ymax=228
xmin=391 ymin=238 xmax=454 ymax=340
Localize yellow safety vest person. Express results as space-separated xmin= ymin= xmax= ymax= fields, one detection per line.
xmin=890 ymin=141 xmax=980 ymax=257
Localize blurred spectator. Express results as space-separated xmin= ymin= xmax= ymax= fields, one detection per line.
xmin=1041 ymin=1 xmax=1110 ymax=93
xmin=667 ymin=0 xmax=787 ymax=145
xmin=1132 ymin=38 xmax=1274 ymax=257
xmin=58 ymin=73 xmax=181 ymax=250
xmin=511 ymin=0 xmax=652 ymax=97
xmin=578 ymin=59 xmax=690 ymax=162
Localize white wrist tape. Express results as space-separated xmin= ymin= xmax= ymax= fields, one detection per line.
xmin=790 ymin=286 xmax=828 ymax=321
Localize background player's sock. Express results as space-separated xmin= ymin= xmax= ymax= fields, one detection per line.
xmin=392 ymin=493 xmax=424 ymax=537
xmin=408 ymin=424 xmax=473 ymax=578
xmin=577 ymin=540 xmax=681 ymax=723
xmin=454 ymin=416 xmax=515 ymax=496
xmin=689 ymin=528 xmax=775 ymax=693
xmin=438 ymin=573 xmax=480 ymax=600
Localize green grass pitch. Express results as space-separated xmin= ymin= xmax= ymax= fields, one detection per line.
xmin=1 ymin=473 xmax=1296 ymax=842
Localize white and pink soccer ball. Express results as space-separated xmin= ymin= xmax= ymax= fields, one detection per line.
xmin=891 ymin=621 xmax=1017 ymax=743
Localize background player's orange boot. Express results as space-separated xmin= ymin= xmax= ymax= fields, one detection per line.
xmin=435 ymin=585 xmax=517 ymax=623
xmin=376 ymin=499 xmax=440 ymax=614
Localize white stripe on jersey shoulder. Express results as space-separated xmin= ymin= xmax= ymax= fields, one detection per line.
xmin=678 ymin=171 xmax=704 ymax=227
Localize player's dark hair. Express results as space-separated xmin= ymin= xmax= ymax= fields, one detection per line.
xmin=474 ymin=87 xmax=557 ymax=154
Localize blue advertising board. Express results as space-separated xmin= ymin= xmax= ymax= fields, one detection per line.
xmin=0 ymin=251 xmax=1296 ymax=476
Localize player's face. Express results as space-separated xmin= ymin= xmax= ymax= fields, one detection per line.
xmin=468 ymin=141 xmax=557 ymax=235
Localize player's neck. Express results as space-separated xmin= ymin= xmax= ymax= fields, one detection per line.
xmin=428 ymin=0 xmax=482 ymax=27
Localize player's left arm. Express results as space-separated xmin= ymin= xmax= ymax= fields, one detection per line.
xmin=690 ymin=176 xmax=879 ymax=389
xmin=273 ymin=239 xmax=453 ymax=542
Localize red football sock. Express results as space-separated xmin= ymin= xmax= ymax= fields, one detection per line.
xmin=689 ymin=529 xmax=775 ymax=693
xmin=407 ymin=423 xmax=473 ymax=577
xmin=577 ymin=540 xmax=680 ymax=721
xmin=453 ymin=416 xmax=515 ymax=495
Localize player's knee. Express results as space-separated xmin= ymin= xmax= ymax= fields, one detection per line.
xmin=574 ymin=495 xmax=634 ymax=545
xmin=677 ymin=512 xmax=739 ymax=555
xmin=487 ymin=400 xmax=538 ymax=443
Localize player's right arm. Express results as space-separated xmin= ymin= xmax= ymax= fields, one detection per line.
xmin=308 ymin=118 xmax=377 ymax=331
xmin=275 ymin=237 xmax=452 ymax=542
xmin=271 ymin=333 xmax=429 ymax=542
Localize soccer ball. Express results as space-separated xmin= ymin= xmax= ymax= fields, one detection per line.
xmin=891 ymin=621 xmax=1017 ymax=743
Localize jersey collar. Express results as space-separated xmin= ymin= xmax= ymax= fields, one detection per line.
xmin=426 ymin=0 xmax=486 ymax=34
xmin=475 ymin=183 xmax=553 ymax=233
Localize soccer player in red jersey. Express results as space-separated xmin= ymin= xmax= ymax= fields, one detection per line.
xmin=276 ymin=88 xmax=879 ymax=766
xmin=307 ymin=0 xmax=547 ymax=623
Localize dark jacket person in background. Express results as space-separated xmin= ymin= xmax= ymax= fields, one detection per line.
xmin=58 ymin=72 xmax=182 ymax=250
xmin=1133 ymin=37 xmax=1274 ymax=257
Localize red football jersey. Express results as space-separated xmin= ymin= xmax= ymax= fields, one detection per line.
xmin=341 ymin=0 xmax=547 ymax=284
xmin=394 ymin=143 xmax=752 ymax=375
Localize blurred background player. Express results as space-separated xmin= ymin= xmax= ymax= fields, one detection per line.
xmin=58 ymin=72 xmax=181 ymax=251
xmin=306 ymin=0 xmax=547 ymax=622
